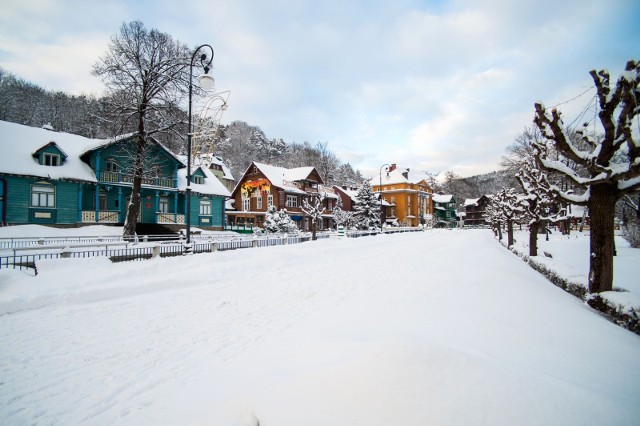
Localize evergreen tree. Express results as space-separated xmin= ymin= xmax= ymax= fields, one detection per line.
xmin=353 ymin=180 xmax=381 ymax=230
xmin=332 ymin=197 xmax=353 ymax=229
xmin=264 ymin=206 xmax=299 ymax=234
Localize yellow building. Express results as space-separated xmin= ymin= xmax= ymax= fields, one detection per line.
xmin=370 ymin=164 xmax=433 ymax=227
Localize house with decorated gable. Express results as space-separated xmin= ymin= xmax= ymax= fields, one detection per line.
xmin=227 ymin=161 xmax=338 ymax=231
xmin=433 ymin=194 xmax=457 ymax=227
xmin=0 ymin=120 xmax=230 ymax=229
xmin=198 ymin=153 xmax=235 ymax=193
xmin=370 ymin=164 xmax=433 ymax=227
xmin=464 ymin=195 xmax=490 ymax=227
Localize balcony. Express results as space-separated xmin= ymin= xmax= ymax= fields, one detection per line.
xmin=81 ymin=210 xmax=119 ymax=223
xmin=100 ymin=171 xmax=177 ymax=189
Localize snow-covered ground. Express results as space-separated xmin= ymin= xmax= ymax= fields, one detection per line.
xmin=1 ymin=227 xmax=639 ymax=425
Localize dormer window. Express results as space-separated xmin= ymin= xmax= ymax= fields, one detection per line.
xmin=33 ymin=142 xmax=67 ymax=167
xmin=43 ymin=153 xmax=61 ymax=166
xmin=193 ymin=175 xmax=204 ymax=184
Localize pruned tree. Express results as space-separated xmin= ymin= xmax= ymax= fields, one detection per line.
xmin=92 ymin=21 xmax=191 ymax=236
xmin=302 ymin=194 xmax=326 ymax=240
xmin=332 ymin=197 xmax=353 ymax=229
xmin=487 ymin=188 xmax=523 ymax=247
xmin=353 ymin=180 xmax=381 ymax=231
xmin=516 ymin=160 xmax=564 ymax=257
xmin=533 ymin=59 xmax=640 ymax=293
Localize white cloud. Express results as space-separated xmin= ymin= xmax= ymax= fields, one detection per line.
xmin=1 ymin=0 xmax=638 ymax=179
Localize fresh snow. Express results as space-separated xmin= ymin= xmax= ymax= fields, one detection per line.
xmin=0 ymin=228 xmax=639 ymax=425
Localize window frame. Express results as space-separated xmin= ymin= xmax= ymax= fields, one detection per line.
xmin=31 ymin=184 xmax=56 ymax=208
xmin=199 ymin=198 xmax=211 ymax=216
xmin=286 ymin=194 xmax=298 ymax=208
xmin=43 ymin=153 xmax=61 ymax=166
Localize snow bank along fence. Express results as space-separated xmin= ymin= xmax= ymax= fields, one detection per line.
xmin=0 ymin=228 xmax=420 ymax=274
xmin=0 ymin=227 xmax=422 ymax=274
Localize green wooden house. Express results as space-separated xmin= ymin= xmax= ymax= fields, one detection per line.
xmin=432 ymin=194 xmax=458 ymax=227
xmin=0 ymin=120 xmax=230 ymax=229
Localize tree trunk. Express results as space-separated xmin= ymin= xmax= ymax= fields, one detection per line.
xmin=529 ymin=221 xmax=539 ymax=257
xmin=507 ymin=218 xmax=514 ymax=247
xmin=588 ymin=184 xmax=617 ymax=293
xmin=497 ymin=221 xmax=503 ymax=241
xmin=123 ymin=136 xmax=146 ymax=236
xmin=311 ymin=220 xmax=317 ymax=241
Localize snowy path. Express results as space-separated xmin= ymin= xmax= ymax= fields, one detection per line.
xmin=1 ymin=230 xmax=639 ymax=425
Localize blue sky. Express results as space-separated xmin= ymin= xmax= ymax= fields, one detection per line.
xmin=1 ymin=0 xmax=639 ymax=178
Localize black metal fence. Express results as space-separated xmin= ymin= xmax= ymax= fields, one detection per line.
xmin=0 ymin=228 xmax=423 ymax=274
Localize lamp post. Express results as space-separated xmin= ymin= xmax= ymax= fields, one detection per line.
xmin=186 ymin=44 xmax=215 ymax=254
xmin=379 ymin=164 xmax=390 ymax=232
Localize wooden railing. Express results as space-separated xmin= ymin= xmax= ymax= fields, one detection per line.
xmin=100 ymin=172 xmax=176 ymax=188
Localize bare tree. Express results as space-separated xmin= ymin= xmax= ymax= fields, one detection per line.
xmin=533 ymin=59 xmax=640 ymax=293
xmin=92 ymin=21 xmax=191 ymax=236
xmin=302 ymin=194 xmax=326 ymax=240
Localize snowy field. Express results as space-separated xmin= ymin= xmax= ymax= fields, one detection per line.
xmin=1 ymin=227 xmax=639 ymax=425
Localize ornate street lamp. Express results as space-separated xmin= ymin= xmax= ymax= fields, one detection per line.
xmin=186 ymin=44 xmax=215 ymax=253
xmin=379 ymin=164 xmax=390 ymax=232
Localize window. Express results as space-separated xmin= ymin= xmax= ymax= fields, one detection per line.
xmin=257 ymin=194 xmax=263 ymax=210
xmin=43 ymin=153 xmax=61 ymax=166
xmin=159 ymin=197 xmax=169 ymax=213
xmin=31 ymin=184 xmax=55 ymax=207
xmin=193 ymin=175 xmax=204 ymax=184
xmin=267 ymin=194 xmax=273 ymax=207
xmin=242 ymin=197 xmax=250 ymax=211
xmin=199 ymin=198 xmax=211 ymax=215
xmin=286 ymin=195 xmax=298 ymax=208
xmin=105 ymin=159 xmax=119 ymax=172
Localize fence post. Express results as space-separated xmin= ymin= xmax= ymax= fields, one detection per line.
xmin=211 ymin=242 xmax=217 ymax=252
xmin=152 ymin=246 xmax=160 ymax=258
xmin=61 ymin=248 xmax=71 ymax=258
xmin=252 ymin=236 xmax=258 ymax=248
xmin=282 ymin=234 xmax=288 ymax=245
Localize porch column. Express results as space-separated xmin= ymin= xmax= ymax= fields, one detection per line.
xmin=78 ymin=184 xmax=83 ymax=223
xmin=94 ymin=184 xmax=99 ymax=222
xmin=174 ymin=192 xmax=178 ymax=223
xmin=155 ymin=190 xmax=159 ymax=224
xmin=118 ymin=187 xmax=123 ymax=223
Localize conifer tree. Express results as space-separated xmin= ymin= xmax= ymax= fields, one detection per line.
xmin=353 ymin=180 xmax=381 ymax=230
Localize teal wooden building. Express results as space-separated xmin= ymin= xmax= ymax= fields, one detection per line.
xmin=432 ymin=194 xmax=458 ymax=227
xmin=0 ymin=120 xmax=230 ymax=229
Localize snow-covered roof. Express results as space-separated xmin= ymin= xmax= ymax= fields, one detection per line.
xmin=0 ymin=120 xmax=229 ymax=197
xmin=433 ymin=194 xmax=454 ymax=204
xmin=197 ymin=153 xmax=234 ymax=180
xmin=252 ymin=162 xmax=317 ymax=194
xmin=464 ymin=198 xmax=480 ymax=207
xmin=334 ymin=186 xmax=360 ymax=203
xmin=176 ymin=155 xmax=231 ymax=197
xmin=371 ymin=167 xmax=430 ymax=187
xmin=0 ymin=120 xmax=104 ymax=182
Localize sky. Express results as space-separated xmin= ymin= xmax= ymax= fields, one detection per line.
xmin=1 ymin=0 xmax=639 ymax=179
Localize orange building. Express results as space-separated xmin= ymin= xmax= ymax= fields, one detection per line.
xmin=370 ymin=164 xmax=433 ymax=227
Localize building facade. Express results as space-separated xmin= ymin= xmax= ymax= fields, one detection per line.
xmin=0 ymin=121 xmax=230 ymax=229
xmin=433 ymin=194 xmax=457 ymax=227
xmin=370 ymin=164 xmax=433 ymax=227
xmin=227 ymin=161 xmax=338 ymax=231
xmin=464 ymin=195 xmax=490 ymax=227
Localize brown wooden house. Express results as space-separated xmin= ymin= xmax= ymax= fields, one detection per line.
xmin=227 ymin=161 xmax=337 ymax=231
xmin=463 ymin=195 xmax=490 ymax=227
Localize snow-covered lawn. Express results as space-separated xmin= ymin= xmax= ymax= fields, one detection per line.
xmin=1 ymin=228 xmax=639 ymax=425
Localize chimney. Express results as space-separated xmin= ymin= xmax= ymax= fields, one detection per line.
xmin=389 ymin=164 xmax=397 ymax=172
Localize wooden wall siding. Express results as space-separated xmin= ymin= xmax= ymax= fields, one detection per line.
xmin=89 ymin=141 xmax=177 ymax=188
xmin=1 ymin=175 xmax=80 ymax=224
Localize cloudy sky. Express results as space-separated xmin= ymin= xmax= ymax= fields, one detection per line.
xmin=1 ymin=0 xmax=639 ymax=178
